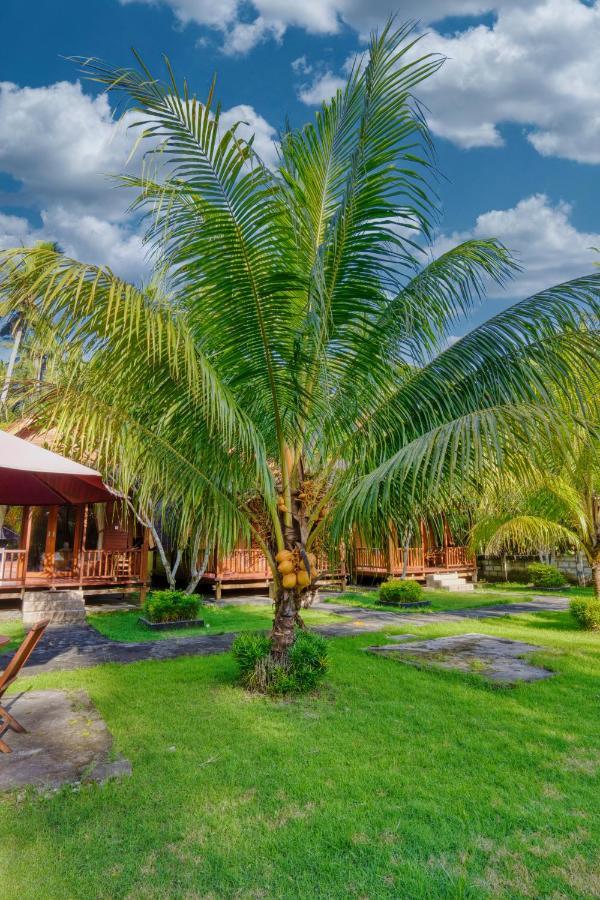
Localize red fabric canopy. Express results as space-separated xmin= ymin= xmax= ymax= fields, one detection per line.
xmin=0 ymin=431 xmax=114 ymax=505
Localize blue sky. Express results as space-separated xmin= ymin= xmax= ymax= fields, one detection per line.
xmin=1 ymin=0 xmax=599 ymax=332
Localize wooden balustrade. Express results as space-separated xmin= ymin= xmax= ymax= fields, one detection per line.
xmin=352 ymin=547 xmax=388 ymax=573
xmin=0 ymin=549 xmax=26 ymax=584
xmin=353 ymin=544 xmax=472 ymax=577
xmin=220 ymin=548 xmax=270 ymax=577
xmin=446 ymin=545 xmax=469 ymax=568
xmin=79 ymin=549 xmax=143 ymax=582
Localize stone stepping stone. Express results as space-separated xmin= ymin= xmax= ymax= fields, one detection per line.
xmin=367 ymin=633 xmax=555 ymax=684
xmin=0 ymin=689 xmax=131 ymax=792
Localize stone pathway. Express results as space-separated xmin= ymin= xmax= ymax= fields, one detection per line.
xmin=2 ymin=625 xmax=237 ymax=676
xmin=0 ymin=596 xmax=570 ymax=675
xmin=314 ymin=596 xmax=569 ymax=636
xmin=366 ymin=633 xmax=555 ymax=684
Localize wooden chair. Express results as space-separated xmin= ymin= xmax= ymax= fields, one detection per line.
xmin=0 ymin=620 xmax=49 ymax=753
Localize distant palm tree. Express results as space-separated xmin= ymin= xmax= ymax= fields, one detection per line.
xmin=0 ymin=241 xmax=60 ymax=406
xmin=1 ymin=24 xmax=599 ymax=676
xmin=471 ymin=428 xmax=600 ymax=594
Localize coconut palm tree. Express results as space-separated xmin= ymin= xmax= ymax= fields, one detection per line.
xmin=1 ymin=23 xmax=599 ymax=676
xmin=471 ymin=427 xmax=600 ymax=594
xmin=0 ymin=241 xmax=61 ymax=407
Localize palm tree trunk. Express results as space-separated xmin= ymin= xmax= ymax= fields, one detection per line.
xmin=271 ymin=588 xmax=300 ymax=658
xmin=593 ymin=563 xmax=600 ymax=599
xmin=0 ymin=326 xmax=23 ymax=405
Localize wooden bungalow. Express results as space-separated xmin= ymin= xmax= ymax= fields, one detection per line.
xmin=153 ymin=537 xmax=347 ymax=598
xmin=352 ymin=519 xmax=473 ymax=582
xmin=0 ymin=432 xmax=150 ymax=601
xmin=153 ymin=519 xmax=473 ymax=596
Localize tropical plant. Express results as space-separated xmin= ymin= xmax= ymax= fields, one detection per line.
xmin=143 ymin=589 xmax=200 ymax=623
xmin=232 ymin=629 xmax=328 ymax=694
xmin=527 ymin=562 xmax=566 ymax=589
xmin=0 ymin=241 xmax=61 ymax=408
xmin=570 ymin=597 xmax=600 ymax=630
xmin=1 ymin=23 xmax=599 ymax=686
xmin=471 ymin=427 xmax=600 ymax=595
xmin=379 ymin=579 xmax=424 ymax=605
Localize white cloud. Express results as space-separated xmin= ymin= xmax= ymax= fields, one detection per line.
xmin=435 ymin=194 xmax=600 ymax=299
xmin=123 ymin=0 xmax=539 ymax=54
xmin=297 ymin=72 xmax=346 ymax=106
xmin=416 ymin=0 xmax=600 ymax=163
xmin=0 ymin=212 xmax=32 ymax=249
xmin=219 ymin=104 xmax=279 ymax=167
xmin=291 ymin=55 xmax=313 ymax=76
xmin=0 ymin=81 xmax=140 ymax=219
xmin=40 ymin=208 xmax=147 ymax=283
xmin=119 ymin=0 xmax=239 ymax=29
xmin=0 ymin=80 xmax=279 ymax=281
xmin=0 ymin=209 xmax=147 ymax=283
xmin=290 ymin=0 xmax=600 ymax=165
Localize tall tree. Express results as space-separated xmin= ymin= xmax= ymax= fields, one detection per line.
xmin=1 ymin=23 xmax=599 ymax=680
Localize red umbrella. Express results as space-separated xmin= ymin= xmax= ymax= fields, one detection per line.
xmin=0 ymin=431 xmax=113 ymax=505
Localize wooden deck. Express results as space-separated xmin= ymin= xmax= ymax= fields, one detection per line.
xmin=0 ymin=548 xmax=145 ymax=596
xmin=352 ymin=545 xmax=473 ymax=581
xmin=196 ymin=548 xmax=346 ymax=597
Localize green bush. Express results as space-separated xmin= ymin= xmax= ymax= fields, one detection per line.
xmin=570 ymin=598 xmax=600 ymax=631
xmin=527 ymin=563 xmax=566 ymax=589
xmin=231 ymin=631 xmax=272 ymax=682
xmin=378 ymin=579 xmax=424 ymax=605
xmin=232 ymin=629 xmax=328 ymax=695
xmin=143 ymin=589 xmax=200 ymax=623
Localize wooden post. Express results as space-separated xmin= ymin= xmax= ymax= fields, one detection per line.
xmin=19 ymin=507 xmax=30 ymax=587
xmin=419 ymin=519 xmax=427 ymax=576
xmin=78 ymin=504 xmax=89 ymax=588
xmin=442 ymin=515 xmax=449 ymax=570
xmin=139 ymin=526 xmax=150 ymax=606
xmin=45 ymin=506 xmax=58 ymax=586
xmin=339 ymin=540 xmax=347 ymax=591
xmin=386 ymin=521 xmax=396 ymax=577
xmin=215 ymin=540 xmax=222 ymax=601
xmin=72 ymin=505 xmax=84 ymax=584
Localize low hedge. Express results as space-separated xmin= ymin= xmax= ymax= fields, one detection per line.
xmin=527 ymin=563 xmax=566 ymax=590
xmin=570 ymin=598 xmax=600 ymax=631
xmin=143 ymin=589 xmax=201 ymax=623
xmin=378 ymin=579 xmax=424 ymax=605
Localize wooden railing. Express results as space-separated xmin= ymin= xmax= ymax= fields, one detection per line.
xmin=352 ymin=547 xmax=388 ymax=573
xmin=353 ymin=545 xmax=472 ymax=575
xmin=390 ymin=546 xmax=426 ymax=573
xmin=79 ymin=549 xmax=143 ymax=582
xmin=0 ymin=549 xmax=26 ymax=584
xmin=219 ymin=548 xmax=269 ymax=577
xmin=446 ymin=546 xmax=470 ymax=568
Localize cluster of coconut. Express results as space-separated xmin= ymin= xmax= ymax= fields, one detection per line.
xmin=276 ymin=548 xmax=316 ymax=590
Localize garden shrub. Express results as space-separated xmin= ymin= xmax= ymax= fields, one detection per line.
xmin=527 ymin=563 xmax=566 ymax=589
xmin=379 ymin=579 xmax=424 ymax=605
xmin=232 ymin=629 xmax=328 ymax=695
xmin=143 ymin=589 xmax=200 ymax=623
xmin=570 ymin=598 xmax=600 ymax=631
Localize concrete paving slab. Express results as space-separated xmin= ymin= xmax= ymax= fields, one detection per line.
xmin=367 ymin=633 xmax=555 ymax=684
xmin=0 ymin=689 xmax=131 ymax=791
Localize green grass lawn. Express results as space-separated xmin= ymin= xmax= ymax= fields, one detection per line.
xmin=1 ymin=606 xmax=600 ymax=898
xmin=89 ymin=602 xmax=344 ymax=642
xmin=0 ymin=617 xmax=26 ymax=652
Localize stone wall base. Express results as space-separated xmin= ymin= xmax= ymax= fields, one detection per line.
xmin=478 ymin=554 xmax=591 ymax=586
xmin=22 ymin=590 xmax=87 ymax=628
